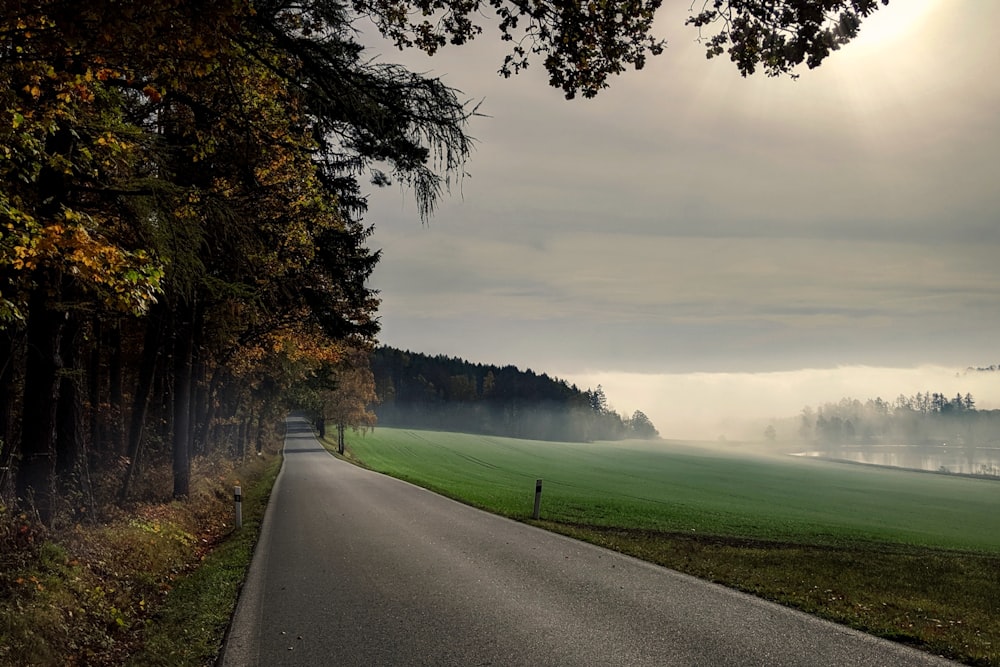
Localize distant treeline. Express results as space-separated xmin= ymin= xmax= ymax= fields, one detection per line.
xmin=968 ymin=364 xmax=1000 ymax=373
xmin=370 ymin=347 xmax=658 ymax=441
xmin=795 ymin=392 xmax=1000 ymax=447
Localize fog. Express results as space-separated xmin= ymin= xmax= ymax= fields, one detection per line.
xmin=562 ymin=365 xmax=1000 ymax=442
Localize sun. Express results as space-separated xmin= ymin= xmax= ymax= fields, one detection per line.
xmin=826 ymin=0 xmax=945 ymax=92
xmin=846 ymin=0 xmax=940 ymax=52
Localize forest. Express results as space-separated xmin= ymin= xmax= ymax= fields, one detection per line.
xmin=793 ymin=391 xmax=1000 ymax=454
xmin=0 ymin=1 xmax=423 ymax=527
xmin=371 ymin=347 xmax=659 ymax=441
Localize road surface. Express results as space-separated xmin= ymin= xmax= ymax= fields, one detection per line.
xmin=221 ymin=416 xmax=957 ymax=666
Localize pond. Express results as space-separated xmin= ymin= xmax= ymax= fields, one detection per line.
xmin=792 ymin=444 xmax=1000 ymax=477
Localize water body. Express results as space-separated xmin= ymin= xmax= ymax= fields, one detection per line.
xmin=793 ymin=444 xmax=1000 ymax=477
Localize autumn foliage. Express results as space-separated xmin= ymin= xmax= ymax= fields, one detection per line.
xmin=0 ymin=0 xmax=406 ymax=524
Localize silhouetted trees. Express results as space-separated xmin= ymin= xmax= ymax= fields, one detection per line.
xmin=371 ymin=347 xmax=658 ymax=441
xmin=628 ymin=411 xmax=659 ymax=439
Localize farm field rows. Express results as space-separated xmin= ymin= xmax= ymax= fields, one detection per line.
xmin=337 ymin=427 xmax=1000 ymax=665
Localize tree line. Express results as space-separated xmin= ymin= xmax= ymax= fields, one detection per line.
xmin=0 ymin=0 xmax=475 ymax=524
xmin=792 ymin=392 xmax=999 ymax=449
xmin=968 ymin=364 xmax=1000 ymax=373
xmin=371 ymin=347 xmax=659 ymax=441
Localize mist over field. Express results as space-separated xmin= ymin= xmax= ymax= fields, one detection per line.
xmin=563 ymin=365 xmax=1000 ymax=441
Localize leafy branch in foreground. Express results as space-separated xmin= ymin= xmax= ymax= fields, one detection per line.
xmin=687 ymin=0 xmax=891 ymax=77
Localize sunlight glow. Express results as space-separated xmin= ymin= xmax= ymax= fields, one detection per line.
xmin=812 ymin=0 xmax=947 ymax=146
xmin=849 ymin=0 xmax=941 ymax=50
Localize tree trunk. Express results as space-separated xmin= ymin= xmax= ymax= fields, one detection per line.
xmin=192 ymin=358 xmax=209 ymax=456
xmin=195 ymin=367 xmax=222 ymax=456
xmin=15 ymin=286 xmax=64 ymax=524
xmin=119 ymin=305 xmax=163 ymax=503
xmin=235 ymin=415 xmax=246 ymax=461
xmin=56 ymin=314 xmax=82 ymax=478
xmin=56 ymin=315 xmax=94 ymax=517
xmin=108 ymin=321 xmax=125 ymax=455
xmin=254 ymin=412 xmax=265 ymax=454
xmin=0 ymin=329 xmax=21 ymax=498
xmin=88 ymin=317 xmax=103 ymax=466
xmin=172 ymin=306 xmax=194 ymax=499
xmin=189 ymin=299 xmax=206 ymax=456
xmin=17 ymin=117 xmax=74 ymax=522
xmin=338 ymin=423 xmax=345 ymax=454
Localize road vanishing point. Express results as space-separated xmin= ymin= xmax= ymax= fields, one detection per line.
xmin=221 ymin=416 xmax=958 ymax=666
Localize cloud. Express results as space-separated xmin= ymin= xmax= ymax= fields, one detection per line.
xmin=363 ymin=2 xmax=1000 ymax=378
xmin=372 ymin=221 xmax=1000 ymax=372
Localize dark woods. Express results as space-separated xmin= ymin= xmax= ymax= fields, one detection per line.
xmin=372 ymin=347 xmax=659 ymax=442
xmin=0 ymin=0 xmax=437 ymax=525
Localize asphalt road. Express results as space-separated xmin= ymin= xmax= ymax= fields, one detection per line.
xmin=221 ymin=416 xmax=958 ymax=666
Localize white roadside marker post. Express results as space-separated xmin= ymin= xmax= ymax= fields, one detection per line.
xmin=532 ymin=478 xmax=542 ymax=520
xmin=234 ymin=485 xmax=243 ymax=529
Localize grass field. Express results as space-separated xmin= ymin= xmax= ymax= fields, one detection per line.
xmin=339 ymin=427 xmax=1000 ymax=665
xmin=345 ymin=428 xmax=1000 ymax=551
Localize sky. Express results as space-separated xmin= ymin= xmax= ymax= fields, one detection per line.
xmin=360 ymin=1 xmax=1000 ymax=438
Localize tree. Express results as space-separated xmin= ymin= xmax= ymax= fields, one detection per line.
xmin=303 ymin=346 xmax=379 ymax=454
xmin=687 ymin=0 xmax=890 ymax=77
xmin=348 ymin=0 xmax=888 ymax=98
xmin=2 ymin=0 xmax=184 ymax=517
xmin=482 ymin=370 xmax=496 ymax=398
xmin=589 ymin=385 xmax=609 ymax=415
xmin=799 ymin=407 xmax=814 ymax=440
xmin=630 ymin=410 xmax=659 ymax=439
xmin=1 ymin=0 xmax=389 ymax=511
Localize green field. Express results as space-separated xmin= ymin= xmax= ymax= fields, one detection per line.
xmin=346 ymin=428 xmax=1000 ymax=552
xmin=339 ymin=427 xmax=1000 ymax=665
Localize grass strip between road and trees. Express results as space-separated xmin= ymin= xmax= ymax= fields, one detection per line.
xmin=127 ymin=455 xmax=280 ymax=666
xmin=0 ymin=453 xmax=281 ymax=667
xmin=335 ymin=426 xmax=1000 ymax=667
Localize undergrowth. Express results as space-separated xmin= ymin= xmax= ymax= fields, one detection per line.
xmin=0 ymin=451 xmax=280 ymax=667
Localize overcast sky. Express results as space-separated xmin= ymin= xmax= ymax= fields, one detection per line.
xmin=361 ymin=1 xmax=1000 ymax=437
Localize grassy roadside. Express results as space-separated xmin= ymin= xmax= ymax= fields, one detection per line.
xmin=0 ymin=453 xmax=281 ymax=667
xmin=537 ymin=522 xmax=1000 ymax=666
xmin=341 ymin=427 xmax=1000 ymax=666
xmin=127 ymin=455 xmax=281 ymax=666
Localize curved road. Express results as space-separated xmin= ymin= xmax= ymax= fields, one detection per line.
xmin=221 ymin=417 xmax=957 ymax=666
